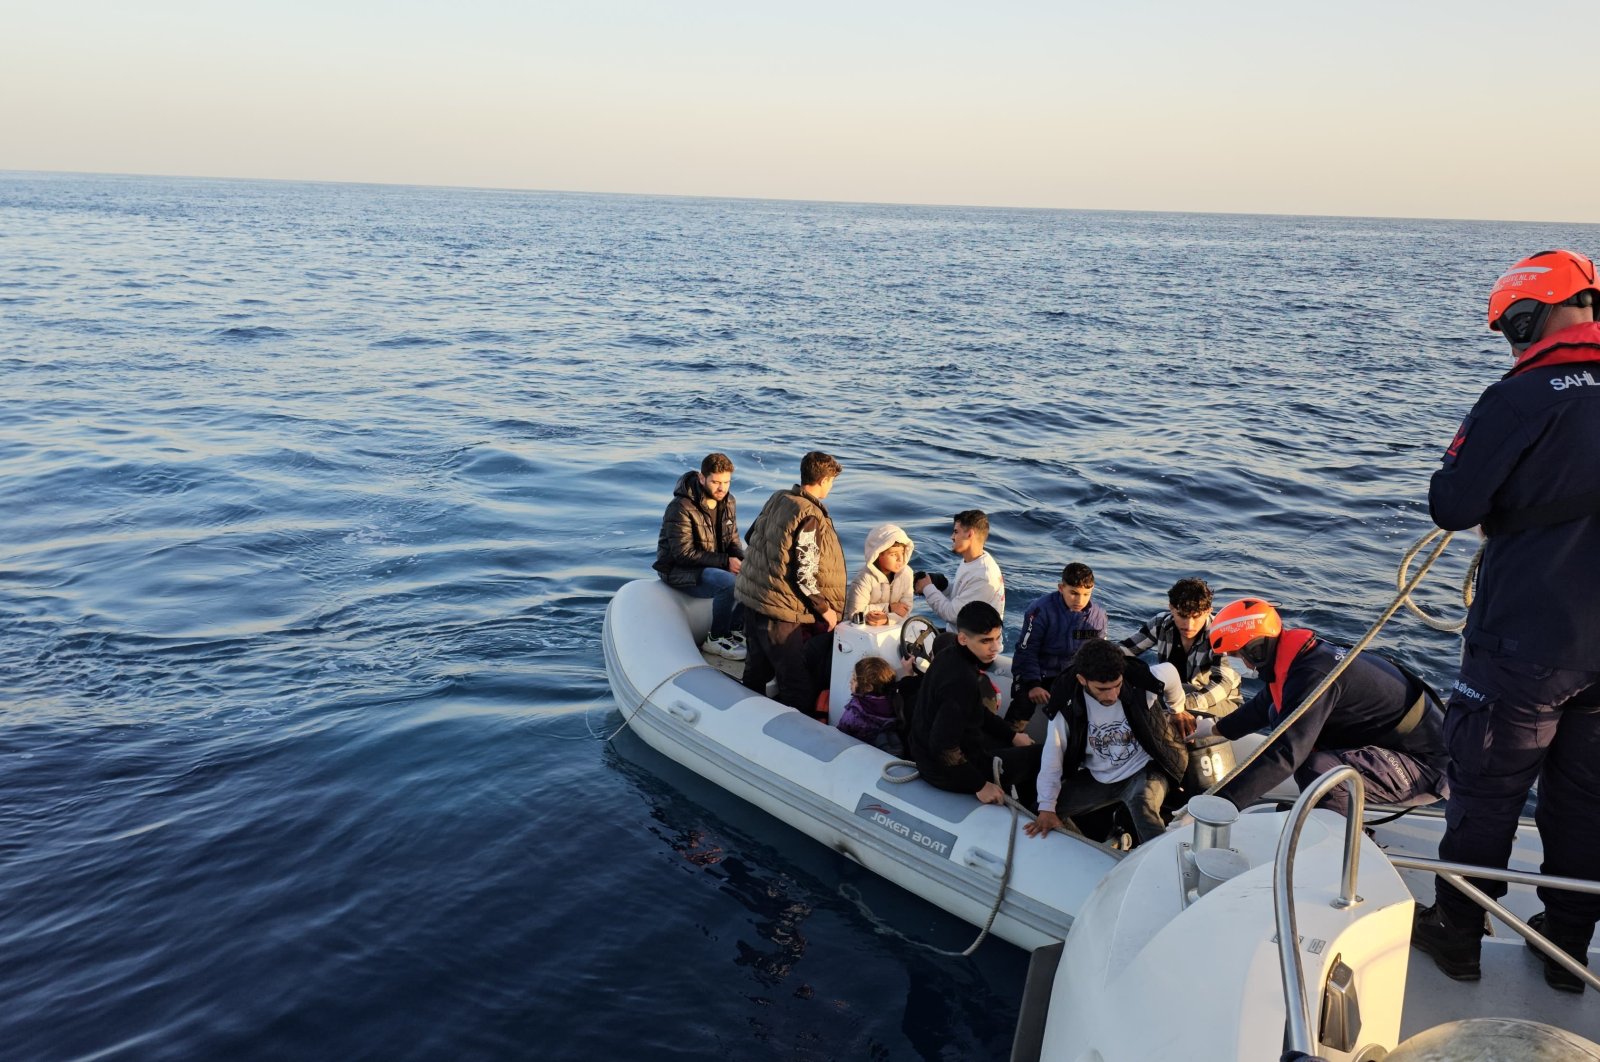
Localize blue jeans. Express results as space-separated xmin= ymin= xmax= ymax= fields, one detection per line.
xmin=686 ymin=567 xmax=742 ymax=638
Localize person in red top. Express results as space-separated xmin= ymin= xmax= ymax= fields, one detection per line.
xmin=1413 ymin=249 xmax=1600 ymax=993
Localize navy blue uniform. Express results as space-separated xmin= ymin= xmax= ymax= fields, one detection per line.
xmin=1429 ymin=321 xmax=1600 ymax=932
xmin=1214 ymin=638 xmax=1446 ymax=814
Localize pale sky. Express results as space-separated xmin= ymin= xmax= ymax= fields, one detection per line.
xmin=4 ymin=0 xmax=1595 ymax=222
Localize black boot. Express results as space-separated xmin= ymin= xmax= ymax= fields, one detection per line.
xmin=1527 ymin=911 xmax=1593 ymax=994
xmin=1411 ymin=903 xmax=1484 ymax=981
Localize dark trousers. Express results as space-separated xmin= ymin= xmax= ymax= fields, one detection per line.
xmin=1435 ymin=643 xmax=1600 ymax=931
xmin=1055 ymin=763 xmax=1170 ymax=843
xmin=1007 ymin=675 xmax=1059 ymax=727
xmin=918 ymin=743 xmax=1042 ymax=809
xmin=741 ymin=613 xmax=818 ymax=712
xmin=1296 ymin=747 xmax=1443 ymax=816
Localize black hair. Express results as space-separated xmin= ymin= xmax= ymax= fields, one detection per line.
xmin=953 ymin=510 xmax=989 ymax=538
xmin=1072 ymin=637 xmax=1124 ymax=683
xmin=1061 ymin=562 xmax=1094 ymax=588
xmin=955 ymin=600 xmax=1002 ymax=636
xmin=1168 ymin=577 xmax=1212 ymax=614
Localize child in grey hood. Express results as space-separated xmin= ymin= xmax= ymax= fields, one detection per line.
xmin=844 ymin=524 xmax=915 ymax=622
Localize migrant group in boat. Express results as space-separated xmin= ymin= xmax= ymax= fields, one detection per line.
xmin=648 ymin=248 xmax=1600 ymax=994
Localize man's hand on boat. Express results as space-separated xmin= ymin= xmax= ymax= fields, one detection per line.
xmin=888 ymin=601 xmax=910 ymax=618
xmin=1171 ymin=709 xmax=1198 ymax=739
xmin=1025 ymin=810 xmax=1064 ymax=837
xmin=820 ymin=607 xmax=839 ymax=631
xmin=976 ymin=781 xmax=1008 ymax=805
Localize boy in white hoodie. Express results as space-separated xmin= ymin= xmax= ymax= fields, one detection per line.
xmin=844 ymin=524 xmax=915 ymax=623
xmin=915 ymin=510 xmax=1006 ymax=636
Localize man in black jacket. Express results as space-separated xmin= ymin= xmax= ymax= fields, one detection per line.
xmin=1200 ymin=598 xmax=1447 ymax=816
xmin=1413 ymin=249 xmax=1600 ymax=992
xmin=653 ymin=453 xmax=746 ymax=660
xmin=1025 ymin=638 xmax=1188 ymax=844
xmin=909 ymin=601 xmax=1038 ymax=806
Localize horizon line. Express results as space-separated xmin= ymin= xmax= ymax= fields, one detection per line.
xmin=5 ymin=166 xmax=1598 ymax=230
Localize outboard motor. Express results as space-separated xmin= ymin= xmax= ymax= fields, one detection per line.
xmin=1184 ymin=732 xmax=1236 ymax=794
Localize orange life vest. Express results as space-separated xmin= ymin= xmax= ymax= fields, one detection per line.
xmin=1268 ymin=628 xmax=1318 ymax=717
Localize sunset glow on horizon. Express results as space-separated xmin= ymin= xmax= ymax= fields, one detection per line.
xmin=4 ymin=0 xmax=1596 ymax=223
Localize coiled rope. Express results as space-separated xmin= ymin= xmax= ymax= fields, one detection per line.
xmin=1397 ymin=527 xmax=1483 ymax=634
xmin=1203 ymin=526 xmax=1464 ymax=799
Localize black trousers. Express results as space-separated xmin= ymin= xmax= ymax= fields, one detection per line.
xmin=917 ymin=743 xmax=1042 ymax=809
xmin=741 ymin=613 xmax=819 ymax=712
xmin=1436 ymin=642 xmax=1600 ymax=931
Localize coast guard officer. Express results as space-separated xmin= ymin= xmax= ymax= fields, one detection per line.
xmin=1412 ymin=249 xmax=1600 ymax=993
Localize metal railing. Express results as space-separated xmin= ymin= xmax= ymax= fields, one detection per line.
xmin=1273 ymin=766 xmax=1367 ymax=1056
xmin=1274 ymin=767 xmax=1600 ymax=1058
xmin=1388 ymin=853 xmax=1600 ymax=993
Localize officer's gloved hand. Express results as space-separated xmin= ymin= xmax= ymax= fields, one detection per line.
xmin=1188 ymin=716 xmax=1217 ymax=744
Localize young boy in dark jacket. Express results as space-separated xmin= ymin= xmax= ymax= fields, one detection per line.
xmin=909 ymin=601 xmax=1039 ymax=807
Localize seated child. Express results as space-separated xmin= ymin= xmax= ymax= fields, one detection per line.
xmin=837 ymin=656 xmax=905 ymax=755
xmin=1117 ymin=576 xmax=1241 ymax=718
xmin=844 ymin=524 xmax=915 ymax=624
xmin=1008 ymin=562 xmax=1107 ymax=726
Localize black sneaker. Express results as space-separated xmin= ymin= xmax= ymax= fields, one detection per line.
xmin=1411 ymin=903 xmax=1482 ymax=981
xmin=1527 ymin=911 xmax=1591 ymax=994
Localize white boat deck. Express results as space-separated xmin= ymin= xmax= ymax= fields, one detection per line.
xmin=1368 ymin=808 xmax=1599 ymax=1040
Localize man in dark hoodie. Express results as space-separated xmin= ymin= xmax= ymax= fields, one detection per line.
xmin=1412 ymin=249 xmax=1600 ymax=993
xmin=908 ymin=601 xmax=1039 ymax=807
xmin=654 ymin=452 xmax=746 ymax=660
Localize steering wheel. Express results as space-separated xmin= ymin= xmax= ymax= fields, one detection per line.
xmin=898 ymin=615 xmax=941 ymax=674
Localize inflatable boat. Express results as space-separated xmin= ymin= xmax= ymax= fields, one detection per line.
xmin=606 ymin=576 xmax=1600 ymax=1060
xmin=602 ymin=577 xmax=1120 ymax=950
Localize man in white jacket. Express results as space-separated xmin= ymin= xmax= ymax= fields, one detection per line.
xmin=914 ymin=510 xmax=1006 ymax=637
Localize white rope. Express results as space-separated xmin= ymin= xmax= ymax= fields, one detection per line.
xmin=1397 ymin=526 xmax=1482 ymax=634
xmin=867 ymin=756 xmax=1032 ymax=957
xmin=604 ymin=663 xmax=707 ymax=742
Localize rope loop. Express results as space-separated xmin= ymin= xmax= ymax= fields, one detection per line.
xmin=1397 ymin=527 xmax=1481 ymax=633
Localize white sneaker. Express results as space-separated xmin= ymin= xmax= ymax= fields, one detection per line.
xmin=702 ymin=634 xmax=747 ymax=661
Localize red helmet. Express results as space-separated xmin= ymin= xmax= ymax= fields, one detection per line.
xmin=1487 ymin=249 xmax=1600 ymax=352
xmin=1209 ymin=598 xmax=1282 ymax=655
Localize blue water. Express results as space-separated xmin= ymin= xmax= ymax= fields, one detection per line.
xmin=3 ymin=172 xmax=1597 ymax=1060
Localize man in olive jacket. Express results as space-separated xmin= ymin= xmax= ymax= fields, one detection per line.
xmin=654 ymin=452 xmax=746 ymax=657
xmin=735 ymin=451 xmax=846 ymax=710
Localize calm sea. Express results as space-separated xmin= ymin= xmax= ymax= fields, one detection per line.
xmin=2 ymin=173 xmax=1596 ymax=1060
